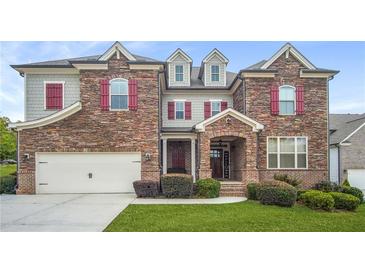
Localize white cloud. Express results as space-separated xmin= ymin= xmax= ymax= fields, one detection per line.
xmin=330 ymin=100 xmax=365 ymax=113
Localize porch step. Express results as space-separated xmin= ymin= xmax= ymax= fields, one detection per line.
xmin=219 ymin=182 xmax=246 ymax=197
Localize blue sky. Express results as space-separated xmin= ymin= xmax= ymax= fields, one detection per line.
xmin=1 ymin=41 xmax=364 ymax=122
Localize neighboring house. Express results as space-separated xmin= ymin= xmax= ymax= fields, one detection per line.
xmin=10 ymin=42 xmax=339 ymax=196
xmin=329 ymin=114 xmax=365 ymax=191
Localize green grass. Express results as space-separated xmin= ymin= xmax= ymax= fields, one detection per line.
xmin=104 ymin=201 xmax=365 ymax=232
xmin=0 ymin=164 xmax=16 ymax=177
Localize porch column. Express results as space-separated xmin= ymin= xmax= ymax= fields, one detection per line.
xmin=191 ymin=138 xmax=196 ymax=182
xmin=162 ymin=139 xmax=167 ymax=174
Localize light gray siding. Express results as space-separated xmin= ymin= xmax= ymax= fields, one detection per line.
xmin=204 ymin=55 xmax=226 ymax=87
xmin=25 ymin=74 xmax=80 ymax=121
xmin=162 ymin=93 xmax=233 ymax=128
xmin=168 ymin=54 xmax=190 ymax=87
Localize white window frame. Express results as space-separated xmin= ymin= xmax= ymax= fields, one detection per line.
xmin=210 ymin=100 xmax=221 ymax=116
xmin=267 ymin=136 xmax=308 ymax=170
xmin=279 ymin=85 xmax=296 ymax=115
xmin=175 ymin=100 xmax=185 ymax=120
xmin=175 ymin=64 xmax=184 ymax=82
xmin=109 ymin=78 xmax=129 ymax=111
xmin=43 ymin=81 xmax=65 ymax=110
xmin=211 ymin=64 xmax=220 ymax=82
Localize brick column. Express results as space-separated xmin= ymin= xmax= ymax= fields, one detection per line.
xmin=245 ymin=132 xmax=259 ymax=183
xmin=198 ymin=133 xmax=212 ymax=179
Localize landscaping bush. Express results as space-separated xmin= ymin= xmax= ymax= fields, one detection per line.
xmin=247 ymin=183 xmax=258 ymax=200
xmin=161 ymin=173 xmax=193 ymax=198
xmin=0 ymin=175 xmax=16 ymax=194
xmin=296 ymin=189 xmax=307 ymax=201
xmin=341 ymin=186 xmax=364 ymax=203
xmin=273 ymin=174 xmax=302 ymax=187
xmin=329 ymin=192 xmax=360 ymax=211
xmin=133 ymin=180 xmax=159 ymax=198
xmin=314 ymin=181 xmax=337 ymax=192
xmin=195 ymin=178 xmax=221 ymax=198
xmin=256 ymin=180 xmax=297 ymax=207
xmin=298 ymin=190 xmax=334 ymax=211
xmin=342 ymin=179 xmax=350 ymax=187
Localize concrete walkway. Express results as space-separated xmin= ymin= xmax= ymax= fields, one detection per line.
xmin=0 ymin=194 xmax=136 ymax=232
xmin=132 ymin=196 xmax=246 ymax=204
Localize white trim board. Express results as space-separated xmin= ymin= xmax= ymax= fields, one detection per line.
xmin=99 ymin=42 xmax=136 ymax=61
xmin=340 ymin=122 xmax=365 ymax=145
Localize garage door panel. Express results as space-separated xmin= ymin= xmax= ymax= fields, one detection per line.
xmin=36 ymin=153 xmax=141 ymax=194
xmin=348 ymin=169 xmax=365 ymax=192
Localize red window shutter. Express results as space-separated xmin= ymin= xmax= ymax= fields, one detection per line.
xmin=204 ymin=102 xmax=211 ymax=119
xmin=270 ymin=84 xmax=279 ymax=115
xmin=296 ymin=85 xmax=304 ymax=115
xmin=45 ymin=83 xmax=63 ymax=110
xmin=185 ymin=101 xmax=191 ymax=120
xmin=100 ymin=79 xmax=109 ymax=111
xmin=128 ymin=79 xmax=138 ymax=111
xmin=168 ymin=102 xmax=175 ymax=120
xmin=221 ymin=101 xmax=228 ymax=111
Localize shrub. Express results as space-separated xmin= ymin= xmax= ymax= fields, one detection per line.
xmin=329 ymin=192 xmax=360 ymax=211
xmin=133 ymin=180 xmax=159 ymax=198
xmin=161 ymin=173 xmax=193 ymax=198
xmin=273 ymin=174 xmax=302 ymax=187
xmin=341 ymin=186 xmax=364 ymax=203
xmin=0 ymin=175 xmax=16 ymax=194
xmin=256 ymin=180 xmax=297 ymax=207
xmin=299 ymin=190 xmax=334 ymax=211
xmin=342 ymin=179 xmax=350 ymax=187
xmin=247 ymin=183 xmax=258 ymax=200
xmin=297 ymin=189 xmax=307 ymax=201
xmin=314 ymin=181 xmax=337 ymax=192
xmin=195 ymin=178 xmax=221 ymax=198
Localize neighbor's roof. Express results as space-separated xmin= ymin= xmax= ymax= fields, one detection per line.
xmin=329 ymin=114 xmax=365 ymax=145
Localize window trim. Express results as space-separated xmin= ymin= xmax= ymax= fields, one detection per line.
xmin=175 ymin=64 xmax=184 ymax=82
xmin=175 ymin=100 xmax=185 ymax=120
xmin=210 ymin=100 xmax=221 ymax=116
xmin=267 ymin=136 xmax=308 ymax=170
xmin=109 ymin=78 xmax=129 ymax=111
xmin=279 ymin=85 xmax=296 ymax=116
xmin=211 ymin=64 xmax=220 ymax=82
xmin=43 ymin=81 xmax=65 ymax=110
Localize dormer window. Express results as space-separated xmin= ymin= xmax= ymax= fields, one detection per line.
xmin=211 ymin=65 xmax=220 ymax=82
xmin=175 ymin=65 xmax=184 ymax=82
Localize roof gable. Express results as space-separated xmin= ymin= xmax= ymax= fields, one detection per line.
xmin=195 ymin=108 xmax=264 ymax=132
xmin=166 ymin=48 xmax=192 ymax=63
xmin=98 ymin=41 xmax=136 ymax=61
xmin=261 ymin=43 xmax=316 ymax=70
xmin=202 ymin=48 xmax=229 ymax=63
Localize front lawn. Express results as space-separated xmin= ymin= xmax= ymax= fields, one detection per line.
xmin=0 ymin=164 xmax=16 ymax=177
xmin=104 ymin=200 xmax=365 ymax=232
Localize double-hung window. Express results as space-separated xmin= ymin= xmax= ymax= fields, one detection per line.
xmin=175 ymin=101 xmax=184 ymax=119
xmin=268 ymin=137 xmax=307 ymax=169
xmin=110 ymin=79 xmax=128 ymax=110
xmin=175 ymin=65 xmax=184 ymax=82
xmin=211 ymin=65 xmax=220 ymax=82
xmin=211 ymin=101 xmax=221 ymax=116
xmin=279 ymin=85 xmax=295 ymax=115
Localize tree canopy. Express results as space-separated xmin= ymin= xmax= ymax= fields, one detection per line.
xmin=0 ymin=117 xmax=16 ymax=160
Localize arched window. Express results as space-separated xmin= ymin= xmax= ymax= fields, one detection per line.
xmin=279 ymin=85 xmax=295 ymax=115
xmin=110 ymin=79 xmax=128 ymax=110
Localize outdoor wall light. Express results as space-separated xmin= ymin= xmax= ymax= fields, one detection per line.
xmin=144 ymin=152 xmax=151 ymax=161
xmin=23 ymin=153 xmax=30 ymax=160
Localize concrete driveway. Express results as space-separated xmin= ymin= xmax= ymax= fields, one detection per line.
xmin=0 ymin=194 xmax=136 ymax=232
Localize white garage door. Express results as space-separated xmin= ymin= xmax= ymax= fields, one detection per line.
xmin=348 ymin=169 xmax=365 ymax=192
xmin=36 ymin=153 xmax=141 ymax=194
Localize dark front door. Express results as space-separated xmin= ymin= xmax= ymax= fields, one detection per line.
xmin=172 ymin=144 xmax=185 ymax=170
xmin=210 ymin=149 xmax=223 ymax=179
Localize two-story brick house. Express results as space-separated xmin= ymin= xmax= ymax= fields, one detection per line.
xmin=10 ymin=42 xmax=338 ymax=195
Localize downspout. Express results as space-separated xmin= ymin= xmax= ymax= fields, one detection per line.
xmin=337 ymin=144 xmax=341 ymax=184
xmin=157 ymin=69 xmax=163 ymax=175
xmin=327 ymin=77 xmax=330 ymax=182
xmin=256 ymin=129 xmax=261 ymax=169
xmin=16 ymin=129 xmax=19 ymax=190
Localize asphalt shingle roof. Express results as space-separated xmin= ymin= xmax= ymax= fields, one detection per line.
xmin=329 ymin=114 xmax=365 ymax=145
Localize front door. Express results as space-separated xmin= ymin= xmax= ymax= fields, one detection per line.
xmin=210 ymin=149 xmax=223 ymax=179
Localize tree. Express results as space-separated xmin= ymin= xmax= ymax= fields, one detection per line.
xmin=0 ymin=117 xmax=16 ymax=160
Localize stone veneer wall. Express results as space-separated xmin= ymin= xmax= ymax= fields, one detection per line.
xmin=17 ymin=53 xmax=160 ymax=194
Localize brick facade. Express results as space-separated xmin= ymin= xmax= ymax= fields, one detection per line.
xmin=17 ymin=53 xmax=160 ymax=194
